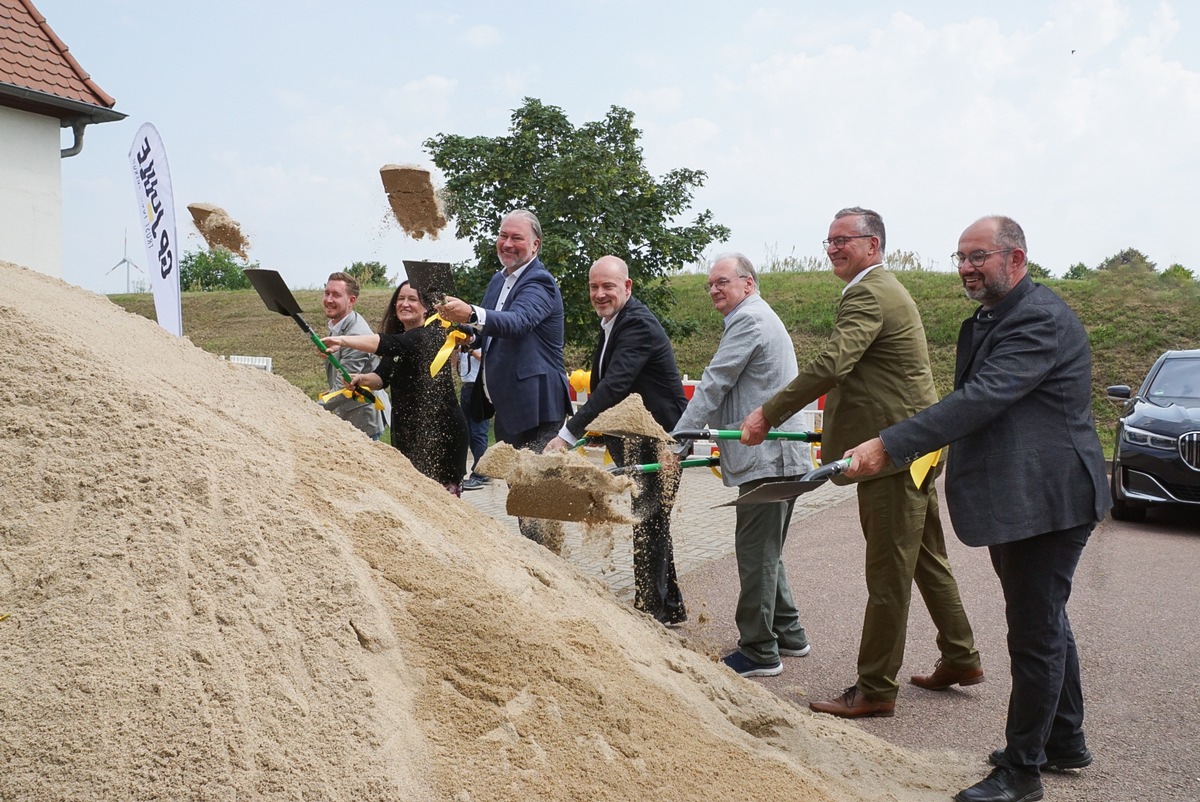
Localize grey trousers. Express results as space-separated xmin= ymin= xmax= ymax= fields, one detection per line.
xmin=734 ymin=477 xmax=808 ymax=664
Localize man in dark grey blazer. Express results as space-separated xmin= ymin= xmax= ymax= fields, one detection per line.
xmin=545 ymin=255 xmax=688 ymax=626
xmin=843 ymin=216 xmax=1111 ymax=802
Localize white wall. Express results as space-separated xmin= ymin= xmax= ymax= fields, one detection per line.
xmin=0 ymin=106 xmax=62 ymax=277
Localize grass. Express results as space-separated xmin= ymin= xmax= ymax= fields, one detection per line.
xmin=109 ymin=269 xmax=1200 ymax=457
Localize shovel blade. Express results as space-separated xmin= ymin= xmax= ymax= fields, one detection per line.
xmin=505 ymin=478 xmax=629 ymax=523
xmin=718 ymin=479 xmax=827 ymax=506
xmin=244 ymin=268 xmax=303 ymax=317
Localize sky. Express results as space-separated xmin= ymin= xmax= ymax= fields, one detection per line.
xmin=40 ymin=0 xmax=1200 ymax=295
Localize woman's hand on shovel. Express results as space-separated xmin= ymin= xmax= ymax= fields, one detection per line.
xmin=345 ymin=373 xmax=384 ymax=392
xmin=842 ymin=437 xmax=890 ymax=479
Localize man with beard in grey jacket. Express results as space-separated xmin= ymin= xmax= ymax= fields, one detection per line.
xmin=841 ymin=216 xmax=1110 ymax=802
xmin=320 ymin=272 xmax=383 ymax=439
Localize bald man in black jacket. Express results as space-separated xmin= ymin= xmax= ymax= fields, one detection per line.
xmin=546 ymin=255 xmax=688 ymax=626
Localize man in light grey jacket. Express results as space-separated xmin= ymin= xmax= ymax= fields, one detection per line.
xmin=320 ymin=272 xmax=383 ymax=439
xmin=673 ymin=253 xmax=811 ymax=678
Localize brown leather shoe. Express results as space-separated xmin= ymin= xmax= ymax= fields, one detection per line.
xmin=809 ymin=686 xmax=895 ymax=718
xmin=911 ymin=659 xmax=985 ymax=690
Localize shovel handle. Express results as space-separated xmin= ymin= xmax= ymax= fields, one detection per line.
xmin=609 ymin=456 xmax=719 ymax=476
xmin=671 ymin=429 xmax=820 ymax=442
xmin=296 ymin=315 xmax=377 ymax=404
xmin=799 ymin=457 xmax=851 ymax=482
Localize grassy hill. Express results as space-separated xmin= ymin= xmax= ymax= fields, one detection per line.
xmin=109 ymin=269 xmax=1200 ymax=456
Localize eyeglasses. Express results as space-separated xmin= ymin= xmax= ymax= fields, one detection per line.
xmin=706 ymin=275 xmax=749 ymax=290
xmin=950 ymin=249 xmax=1013 ymax=268
xmin=822 ymin=234 xmax=874 ymax=250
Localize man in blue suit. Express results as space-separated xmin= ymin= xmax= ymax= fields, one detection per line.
xmin=438 ymin=209 xmax=572 ymax=543
xmin=842 ymin=216 xmax=1111 ymax=802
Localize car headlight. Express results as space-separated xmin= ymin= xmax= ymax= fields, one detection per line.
xmin=1122 ymin=425 xmax=1177 ymax=451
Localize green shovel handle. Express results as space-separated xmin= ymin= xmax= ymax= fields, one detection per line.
xmin=671 ymin=429 xmax=820 ymax=442
xmin=306 ymin=327 xmax=377 ymax=405
xmin=610 ymin=456 xmax=719 ymax=475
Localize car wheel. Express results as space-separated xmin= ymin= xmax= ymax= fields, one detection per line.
xmin=1110 ymin=466 xmax=1146 ymax=522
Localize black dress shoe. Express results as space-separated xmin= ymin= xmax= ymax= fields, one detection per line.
xmin=989 ymin=746 xmax=1093 ymax=772
xmin=954 ymin=766 xmax=1043 ymax=802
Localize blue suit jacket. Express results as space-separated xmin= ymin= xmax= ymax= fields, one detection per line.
xmin=880 ymin=277 xmax=1111 ymax=546
xmin=470 ymin=257 xmax=571 ymax=439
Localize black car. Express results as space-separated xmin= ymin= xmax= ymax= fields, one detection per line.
xmin=1107 ymin=349 xmax=1200 ymax=521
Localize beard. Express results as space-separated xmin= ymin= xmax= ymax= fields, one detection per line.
xmin=964 ymin=268 xmax=1014 ymax=306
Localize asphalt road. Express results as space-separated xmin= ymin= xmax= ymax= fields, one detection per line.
xmin=677 ymin=480 xmax=1200 ymax=802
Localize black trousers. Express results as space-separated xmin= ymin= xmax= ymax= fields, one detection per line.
xmin=607 ymin=436 xmax=686 ymax=625
xmin=458 ymin=381 xmax=490 ymax=474
xmin=989 ymin=522 xmax=1092 ymax=774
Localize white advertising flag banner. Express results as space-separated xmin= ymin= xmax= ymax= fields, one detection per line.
xmin=128 ymin=123 xmax=182 ymax=337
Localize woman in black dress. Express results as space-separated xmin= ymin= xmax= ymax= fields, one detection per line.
xmin=323 ymin=280 xmax=469 ymax=495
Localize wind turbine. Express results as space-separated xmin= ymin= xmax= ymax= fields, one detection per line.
xmin=105 ymin=229 xmax=144 ymax=293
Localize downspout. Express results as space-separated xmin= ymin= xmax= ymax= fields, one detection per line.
xmin=60 ymin=121 xmax=86 ymax=158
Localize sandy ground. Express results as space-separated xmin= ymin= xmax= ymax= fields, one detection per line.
xmin=0 ymin=260 xmax=980 ymax=801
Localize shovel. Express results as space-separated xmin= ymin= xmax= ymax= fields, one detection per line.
xmin=719 ymin=457 xmax=851 ymax=506
xmin=608 ymin=456 xmax=719 ymax=476
xmin=244 ymin=268 xmax=376 ymax=404
xmin=671 ymin=429 xmax=820 ymax=443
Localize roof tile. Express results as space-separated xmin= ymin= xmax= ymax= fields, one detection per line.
xmin=0 ymin=0 xmax=117 ymax=109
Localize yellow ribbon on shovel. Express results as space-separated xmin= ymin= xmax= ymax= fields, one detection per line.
xmin=319 ymin=386 xmax=384 ymax=410
xmin=424 ymin=313 xmax=470 ymax=377
xmin=909 ymin=447 xmax=944 ymax=489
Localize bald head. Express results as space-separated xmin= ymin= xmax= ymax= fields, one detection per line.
xmin=589 ymin=255 xmax=633 ymax=321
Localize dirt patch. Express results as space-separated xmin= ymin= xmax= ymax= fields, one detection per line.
xmin=379 ymin=164 xmax=447 ymax=240
xmin=590 ymin=393 xmax=673 ymax=441
xmin=186 ymin=202 xmax=250 ymax=258
xmin=0 ymin=259 xmax=973 ymax=802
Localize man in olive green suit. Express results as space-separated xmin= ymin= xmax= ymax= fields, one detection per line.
xmin=742 ymin=207 xmax=981 ymax=718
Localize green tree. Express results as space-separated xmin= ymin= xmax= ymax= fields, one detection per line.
xmin=1063 ymin=262 xmax=1091 ymax=280
xmin=425 ymin=98 xmax=730 ymax=347
xmin=1160 ymin=263 xmax=1194 ymax=284
xmin=1097 ymin=247 xmax=1156 ymax=274
xmin=345 ymin=260 xmax=390 ymax=287
xmin=179 ymin=247 xmax=257 ymax=291
xmin=1026 ymin=260 xmax=1051 ymax=279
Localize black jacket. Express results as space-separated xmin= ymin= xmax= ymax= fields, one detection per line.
xmin=565 ymin=296 xmax=688 ymax=439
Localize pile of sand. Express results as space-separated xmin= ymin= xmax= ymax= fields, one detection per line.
xmin=379 ymin=164 xmax=447 ymax=240
xmin=186 ymin=202 xmax=250 ymax=258
xmin=0 ymin=260 xmax=970 ymax=801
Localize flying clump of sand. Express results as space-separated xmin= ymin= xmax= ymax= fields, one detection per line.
xmin=0 ymin=260 xmax=971 ymax=801
xmin=186 ymin=202 xmax=250 ymax=258
xmin=379 ymin=164 xmax=447 ymax=240
xmin=479 ymin=443 xmax=636 ymax=526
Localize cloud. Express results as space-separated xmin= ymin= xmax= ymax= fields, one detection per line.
xmin=460 ymin=24 xmax=501 ymax=48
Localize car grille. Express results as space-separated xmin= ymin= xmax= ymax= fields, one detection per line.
xmin=1182 ymin=432 xmax=1200 ymax=471
xmin=1162 ymin=480 xmax=1200 ymax=503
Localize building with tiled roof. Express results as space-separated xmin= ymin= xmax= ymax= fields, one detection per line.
xmin=1 ymin=0 xmax=125 ymax=277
